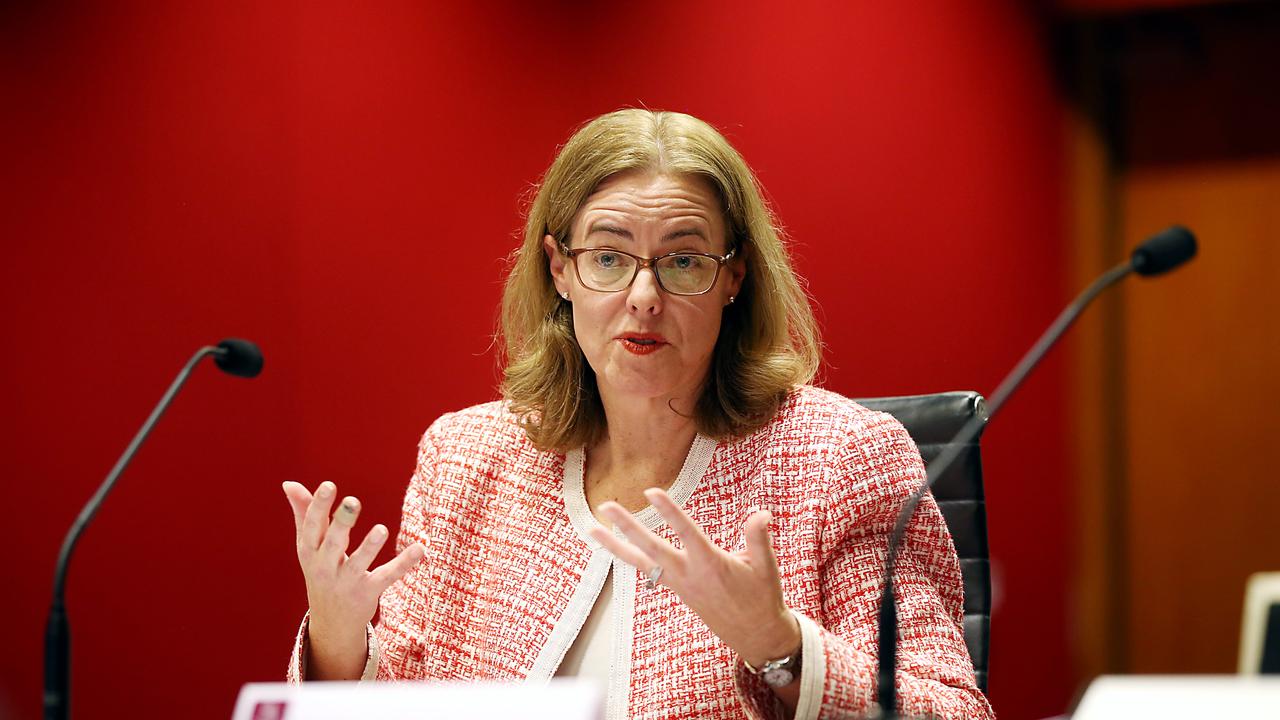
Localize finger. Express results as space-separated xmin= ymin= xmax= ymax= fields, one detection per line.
xmin=282 ymin=481 xmax=313 ymax=534
xmin=744 ymin=510 xmax=781 ymax=580
xmin=300 ymin=481 xmax=337 ymax=552
xmin=369 ymin=542 xmax=426 ymax=593
xmin=597 ymin=502 xmax=683 ymax=566
xmin=346 ymin=523 xmax=389 ymax=575
xmin=643 ymin=488 xmax=716 ymax=557
xmin=588 ymin=526 xmax=658 ymax=573
xmin=319 ymin=495 xmax=361 ymax=564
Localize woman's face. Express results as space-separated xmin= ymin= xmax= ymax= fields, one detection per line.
xmin=544 ymin=171 xmax=745 ymax=408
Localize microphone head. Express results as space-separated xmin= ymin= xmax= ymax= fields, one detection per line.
xmin=1131 ymin=225 xmax=1197 ymax=276
xmin=214 ymin=338 xmax=264 ymax=378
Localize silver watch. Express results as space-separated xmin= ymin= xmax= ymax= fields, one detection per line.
xmin=744 ymin=648 xmax=802 ymax=688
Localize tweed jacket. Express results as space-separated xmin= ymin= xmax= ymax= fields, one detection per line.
xmin=289 ymin=385 xmax=994 ymax=719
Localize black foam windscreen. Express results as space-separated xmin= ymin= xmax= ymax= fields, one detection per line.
xmin=1131 ymin=225 xmax=1198 ymax=277
xmin=214 ymin=338 xmax=264 ymax=378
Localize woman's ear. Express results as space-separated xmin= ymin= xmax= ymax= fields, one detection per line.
xmin=726 ymin=246 xmax=747 ymax=298
xmin=543 ymin=234 xmax=570 ymax=298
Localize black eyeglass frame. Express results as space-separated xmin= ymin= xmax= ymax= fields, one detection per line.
xmin=558 ymin=242 xmax=737 ymax=296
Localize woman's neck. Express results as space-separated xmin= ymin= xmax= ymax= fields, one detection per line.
xmin=586 ymin=390 xmax=700 ymax=500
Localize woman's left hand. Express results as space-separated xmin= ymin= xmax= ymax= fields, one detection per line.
xmin=588 ymin=488 xmax=801 ymax=668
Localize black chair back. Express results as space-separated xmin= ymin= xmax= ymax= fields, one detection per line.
xmin=856 ymin=391 xmax=991 ymax=692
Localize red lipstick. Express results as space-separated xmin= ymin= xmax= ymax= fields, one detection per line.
xmin=617 ymin=332 xmax=668 ymax=355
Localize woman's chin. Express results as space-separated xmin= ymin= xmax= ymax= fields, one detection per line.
xmin=601 ymin=379 xmax=679 ymax=402
xmin=586 ymin=349 xmax=709 ymax=405
xmin=595 ymin=368 xmax=690 ymax=404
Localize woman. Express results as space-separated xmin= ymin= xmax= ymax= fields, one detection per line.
xmin=282 ymin=109 xmax=994 ymax=719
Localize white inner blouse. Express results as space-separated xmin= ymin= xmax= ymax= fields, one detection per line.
xmin=535 ymin=434 xmax=718 ymax=720
xmin=554 ymin=567 xmax=615 ymax=684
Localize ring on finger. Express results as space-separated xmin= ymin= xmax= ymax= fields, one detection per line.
xmin=644 ymin=565 xmax=663 ymax=590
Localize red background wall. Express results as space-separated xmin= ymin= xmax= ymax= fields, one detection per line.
xmin=2 ymin=3 xmax=1070 ymax=719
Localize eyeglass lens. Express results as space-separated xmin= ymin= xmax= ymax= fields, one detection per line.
xmin=578 ymin=250 xmax=718 ymax=295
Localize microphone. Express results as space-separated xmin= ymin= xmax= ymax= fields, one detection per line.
xmin=874 ymin=227 xmax=1197 ymax=718
xmin=1131 ymin=225 xmax=1197 ymax=277
xmin=214 ymin=338 xmax=265 ymax=378
xmin=44 ymin=339 xmax=263 ymax=720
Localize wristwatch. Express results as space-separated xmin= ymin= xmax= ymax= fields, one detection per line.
xmin=744 ymin=647 xmax=802 ymax=688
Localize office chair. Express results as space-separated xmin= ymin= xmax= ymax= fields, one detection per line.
xmin=856 ymin=391 xmax=991 ymax=692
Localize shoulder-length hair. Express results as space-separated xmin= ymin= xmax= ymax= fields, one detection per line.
xmin=500 ymin=109 xmax=821 ymax=451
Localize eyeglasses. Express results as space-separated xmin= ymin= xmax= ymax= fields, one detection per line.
xmin=559 ymin=243 xmax=736 ymax=296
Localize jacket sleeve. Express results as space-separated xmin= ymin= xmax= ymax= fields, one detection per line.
xmin=285 ymin=613 xmax=379 ymax=683
xmin=371 ymin=424 xmax=441 ymax=680
xmin=285 ymin=424 xmax=442 ymax=683
xmin=736 ymin=411 xmax=994 ymax=719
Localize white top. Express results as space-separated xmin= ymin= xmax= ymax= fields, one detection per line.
xmin=554 ymin=567 xmax=615 ymax=686
xmin=530 ymin=435 xmax=717 ymax=719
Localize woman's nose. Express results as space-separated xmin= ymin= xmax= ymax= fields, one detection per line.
xmin=626 ymin=266 xmax=664 ymax=315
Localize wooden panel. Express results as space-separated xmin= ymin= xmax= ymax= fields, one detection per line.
xmin=1122 ymin=159 xmax=1280 ymax=671
xmin=1067 ymin=2 xmax=1280 ymax=679
xmin=1058 ymin=0 xmax=1241 ymax=15
xmin=1067 ymin=98 xmax=1127 ymax=680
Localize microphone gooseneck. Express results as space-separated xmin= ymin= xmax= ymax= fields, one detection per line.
xmin=45 ymin=339 xmax=262 ymax=720
xmin=874 ymin=227 xmax=1196 ymax=718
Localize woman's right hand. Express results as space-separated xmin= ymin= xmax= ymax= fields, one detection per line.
xmin=283 ymin=480 xmax=425 ymax=680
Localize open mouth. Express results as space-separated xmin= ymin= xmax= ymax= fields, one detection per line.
xmin=619 ymin=336 xmax=666 ymax=354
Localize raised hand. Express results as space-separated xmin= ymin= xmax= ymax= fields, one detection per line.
xmin=283 ymin=480 xmax=425 ymax=680
xmin=588 ymin=488 xmax=801 ymax=670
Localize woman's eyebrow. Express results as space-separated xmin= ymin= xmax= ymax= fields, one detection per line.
xmin=586 ymin=222 xmax=632 ymax=239
xmin=662 ymin=228 xmax=708 ymax=243
xmin=585 ymin=222 xmax=708 ymax=243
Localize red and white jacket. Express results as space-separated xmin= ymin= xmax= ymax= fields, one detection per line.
xmin=289 ymin=385 xmax=994 ymax=719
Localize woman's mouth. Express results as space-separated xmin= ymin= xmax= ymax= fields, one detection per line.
xmin=618 ymin=335 xmax=667 ymax=355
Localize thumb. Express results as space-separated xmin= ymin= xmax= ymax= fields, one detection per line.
xmin=282 ymin=481 xmax=311 ymax=532
xmin=370 ymin=542 xmax=426 ymax=593
xmin=745 ymin=510 xmax=780 ymax=579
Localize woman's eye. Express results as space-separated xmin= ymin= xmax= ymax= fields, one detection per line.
xmin=594 ymin=252 xmax=620 ymax=268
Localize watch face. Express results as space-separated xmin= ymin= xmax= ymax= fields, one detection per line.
xmin=762 ymin=667 xmax=795 ymax=688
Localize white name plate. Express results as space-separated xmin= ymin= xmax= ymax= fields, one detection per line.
xmin=1074 ymin=675 xmax=1280 ymax=719
xmin=232 ymin=679 xmax=602 ymax=720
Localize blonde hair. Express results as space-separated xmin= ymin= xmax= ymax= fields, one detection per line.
xmin=500 ymin=109 xmax=821 ymax=451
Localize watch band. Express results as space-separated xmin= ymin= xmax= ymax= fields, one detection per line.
xmin=744 ymin=647 xmax=803 ymax=688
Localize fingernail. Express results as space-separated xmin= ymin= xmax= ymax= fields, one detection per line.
xmin=317 ymin=482 xmax=334 ymax=498
xmin=341 ymin=497 xmax=360 ymax=512
xmin=371 ymin=525 xmax=387 ymax=539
